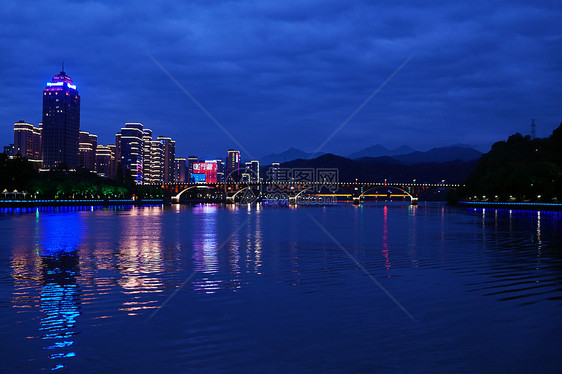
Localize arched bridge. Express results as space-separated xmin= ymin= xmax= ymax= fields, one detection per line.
xmin=155 ymin=181 xmax=461 ymax=205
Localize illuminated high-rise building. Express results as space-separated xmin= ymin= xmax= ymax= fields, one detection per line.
xmin=114 ymin=133 xmax=121 ymax=164
xmin=148 ymin=140 xmax=164 ymax=184
xmin=226 ymin=149 xmax=241 ymax=181
xmin=187 ymin=156 xmax=198 ymax=181
xmin=213 ymin=159 xmax=225 ymax=182
xmin=175 ymin=158 xmax=187 ymax=183
xmin=78 ymin=131 xmax=97 ymax=170
xmin=157 ymin=136 xmax=175 ymax=184
xmin=95 ymin=145 xmax=115 ymax=178
xmin=245 ymin=160 xmax=260 ymax=182
xmin=42 ymin=68 xmax=80 ymax=169
xmin=13 ymin=121 xmax=42 ymax=160
xmin=116 ymin=123 xmax=144 ymax=183
xmin=142 ymin=129 xmax=153 ymax=182
xmin=269 ymin=162 xmax=280 ymax=182
xmin=107 ymin=144 xmax=117 ymax=178
xmin=193 ymin=161 xmax=218 ymax=183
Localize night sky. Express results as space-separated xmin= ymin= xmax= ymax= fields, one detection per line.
xmin=2 ymin=0 xmax=561 ymax=160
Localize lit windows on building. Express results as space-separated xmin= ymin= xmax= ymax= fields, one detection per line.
xmin=175 ymin=158 xmax=187 ymax=183
xmin=157 ymin=136 xmax=175 ymax=184
xmin=78 ymin=131 xmax=97 ymax=170
xmin=226 ymin=149 xmax=241 ymax=181
xmin=13 ymin=121 xmax=42 ymax=161
xmin=42 ymin=69 xmax=80 ymax=169
xmin=115 ymin=123 xmax=144 ymax=183
xmin=193 ymin=161 xmax=218 ymax=183
xmin=95 ymin=145 xmax=115 ymax=178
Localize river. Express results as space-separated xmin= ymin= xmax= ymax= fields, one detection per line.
xmin=0 ymin=203 xmax=561 ymax=372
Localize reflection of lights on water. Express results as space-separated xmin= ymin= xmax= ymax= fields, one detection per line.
xmin=191 ymin=204 xmax=265 ymax=293
xmin=192 ymin=205 xmax=221 ymax=293
xmin=40 ymin=282 xmax=79 ymax=368
xmin=536 ymin=211 xmax=542 ymax=247
xmin=408 ymin=204 xmax=417 ymax=217
xmin=289 ymin=242 xmax=300 ymax=284
xmin=249 ymin=211 xmax=263 ymax=275
xmin=0 ymin=204 xmax=144 ymax=217
xmin=441 ymin=206 xmax=445 ymax=244
xmin=382 ymin=206 xmax=391 ymax=272
xmin=119 ymin=299 xmax=160 ymax=313
xmin=535 ymin=218 xmax=542 ymax=268
xmin=117 ymin=206 xmax=165 ymax=315
xmin=39 ymin=214 xmax=83 ymax=256
xmin=36 ymin=213 xmax=83 ymax=370
xmin=407 ymin=204 xmax=418 ymax=266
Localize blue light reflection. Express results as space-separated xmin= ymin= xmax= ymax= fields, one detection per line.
xmin=37 ymin=213 xmax=83 ymax=371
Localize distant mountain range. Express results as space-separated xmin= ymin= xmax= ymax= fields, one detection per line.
xmin=347 ymin=145 xmax=415 ymax=159
xmin=270 ymin=153 xmax=478 ymax=184
xmin=359 ymin=146 xmax=482 ymax=165
xmin=260 ymin=145 xmax=482 ymax=166
xmin=259 ymin=147 xmax=320 ymax=166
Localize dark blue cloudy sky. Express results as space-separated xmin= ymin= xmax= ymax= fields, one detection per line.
xmin=2 ymin=0 xmax=561 ymax=160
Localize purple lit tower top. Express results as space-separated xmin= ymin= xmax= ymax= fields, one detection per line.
xmin=42 ymin=68 xmax=80 ymax=169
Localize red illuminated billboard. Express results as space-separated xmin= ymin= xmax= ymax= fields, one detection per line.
xmin=193 ymin=162 xmax=217 ymax=183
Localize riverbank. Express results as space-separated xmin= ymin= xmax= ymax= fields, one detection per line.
xmin=457 ymin=200 xmax=562 ymax=211
xmin=0 ymin=198 xmax=165 ymax=208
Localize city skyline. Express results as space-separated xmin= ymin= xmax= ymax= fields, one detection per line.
xmin=8 ymin=70 xmax=261 ymax=185
xmin=1 ymin=1 xmax=560 ymax=159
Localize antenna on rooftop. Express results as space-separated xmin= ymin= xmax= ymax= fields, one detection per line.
xmin=531 ymin=119 xmax=536 ymax=139
xmin=61 ymin=61 xmax=65 ymax=73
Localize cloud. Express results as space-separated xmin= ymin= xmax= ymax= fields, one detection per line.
xmin=1 ymin=0 xmax=560 ymax=159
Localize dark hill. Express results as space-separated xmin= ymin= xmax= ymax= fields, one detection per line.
xmin=263 ymin=153 xmax=477 ymax=183
xmin=456 ymin=122 xmax=562 ymax=201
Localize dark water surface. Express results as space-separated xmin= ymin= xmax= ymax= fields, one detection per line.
xmin=0 ymin=203 xmax=561 ymax=373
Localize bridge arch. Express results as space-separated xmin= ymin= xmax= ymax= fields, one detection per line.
xmin=227 ymin=185 xmax=260 ymax=204
xmin=357 ymin=185 xmax=416 ymax=204
xmin=359 ymin=185 xmax=412 ymax=199
xmin=293 ymin=186 xmax=315 ymax=199
xmin=173 ymin=185 xmax=221 ymax=202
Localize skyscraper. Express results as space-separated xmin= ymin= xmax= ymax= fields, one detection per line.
xmin=226 ymin=149 xmax=241 ymax=181
xmin=95 ymin=145 xmax=115 ymax=178
xmin=175 ymin=158 xmax=187 ymax=183
xmin=157 ymin=136 xmax=175 ymax=184
xmin=213 ymin=159 xmax=225 ymax=182
xmin=116 ymin=123 xmax=144 ymax=183
xmin=78 ymin=131 xmax=97 ymax=170
xmin=42 ymin=68 xmax=80 ymax=169
xmin=147 ymin=140 xmax=164 ymax=184
xmin=187 ymin=156 xmax=198 ymax=181
xmin=107 ymin=144 xmax=118 ymax=178
xmin=13 ymin=121 xmax=42 ymax=160
xmin=245 ymin=160 xmax=260 ymax=182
